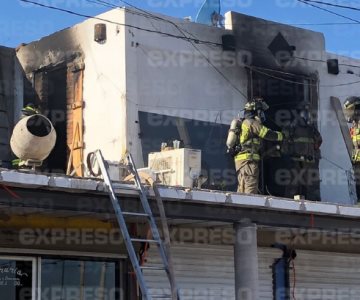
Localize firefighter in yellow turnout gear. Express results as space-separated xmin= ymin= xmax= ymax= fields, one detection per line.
xmin=21 ymin=103 xmax=41 ymax=118
xmin=344 ymin=96 xmax=360 ymax=200
xmin=282 ymin=102 xmax=322 ymax=201
xmin=229 ymin=98 xmax=284 ymax=194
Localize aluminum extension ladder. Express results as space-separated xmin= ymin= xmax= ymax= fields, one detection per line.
xmin=95 ymin=150 xmax=179 ymax=300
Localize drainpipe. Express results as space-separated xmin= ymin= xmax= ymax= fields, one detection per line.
xmin=234 ymin=222 xmax=259 ymax=300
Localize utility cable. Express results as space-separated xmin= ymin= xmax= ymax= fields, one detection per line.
xmin=322 ymin=155 xmax=347 ymax=171
xmin=93 ymin=0 xmax=247 ymax=99
xmin=19 ymin=0 xmax=221 ymax=46
xmin=87 ymin=0 xmax=221 ymax=46
xmin=247 ymin=66 xmax=360 ymax=87
xmin=118 ymin=0 xmax=247 ymax=99
xmin=21 ymin=0 xmax=360 ymax=94
xmin=294 ymin=55 xmax=360 ymax=69
xmin=297 ymin=0 xmax=360 ymax=24
xmin=302 ymin=0 xmax=360 ymax=12
xmin=29 ymin=0 xmax=360 ymax=72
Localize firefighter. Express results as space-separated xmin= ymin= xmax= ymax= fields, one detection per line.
xmin=231 ymin=97 xmax=284 ymax=194
xmin=343 ymin=96 xmax=360 ymax=200
xmin=283 ymin=102 xmax=322 ymax=201
xmin=21 ymin=103 xmax=40 ymax=118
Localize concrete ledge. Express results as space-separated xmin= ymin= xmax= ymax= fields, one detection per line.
xmin=267 ymin=198 xmax=301 ymax=211
xmin=2 ymin=169 xmax=360 ymax=222
xmin=1 ymin=170 xmax=49 ymax=187
xmin=303 ymin=201 xmax=339 ymax=215
xmin=230 ymin=194 xmax=267 ymax=206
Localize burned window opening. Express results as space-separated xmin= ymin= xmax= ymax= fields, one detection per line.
xmin=249 ymin=69 xmax=320 ymax=199
xmin=25 ymin=61 xmax=84 ymax=175
xmin=29 ymin=65 xmax=67 ymax=173
xmin=138 ymin=111 xmax=236 ymax=191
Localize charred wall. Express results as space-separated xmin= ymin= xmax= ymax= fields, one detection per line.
xmin=0 ymin=46 xmax=16 ymax=167
xmin=226 ymin=11 xmax=325 ymax=75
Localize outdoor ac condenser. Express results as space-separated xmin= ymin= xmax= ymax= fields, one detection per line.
xmin=148 ymin=148 xmax=201 ymax=188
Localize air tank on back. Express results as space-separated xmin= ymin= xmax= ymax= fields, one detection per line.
xmin=226 ymin=119 xmax=242 ymax=149
xmin=10 ymin=114 xmax=57 ymax=163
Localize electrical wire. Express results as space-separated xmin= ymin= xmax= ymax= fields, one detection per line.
xmin=23 ymin=0 xmax=360 ymax=79
xmin=322 ymin=155 xmax=347 ymax=171
xmin=19 ymin=0 xmax=221 ymax=47
xmin=302 ymin=0 xmax=360 ymax=12
xmin=247 ymin=66 xmax=360 ymax=87
xmin=111 ymin=0 xmax=360 ymax=104
xmin=20 ymin=0 xmax=246 ymax=99
xmin=297 ymin=0 xmax=360 ymax=24
xmin=116 ymin=0 xmax=247 ymax=99
xmin=294 ymin=55 xmax=360 ymax=69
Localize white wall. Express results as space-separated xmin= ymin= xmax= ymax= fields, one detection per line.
xmin=16 ymin=9 xmax=128 ymax=165
xmin=123 ymin=10 xmax=247 ymax=166
xmin=79 ymin=10 xmax=127 ymax=163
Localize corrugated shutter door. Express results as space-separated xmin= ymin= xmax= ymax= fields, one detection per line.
xmin=143 ymin=244 xmax=360 ymax=299
xmin=144 ymin=244 xmax=235 ymax=299
xmin=143 ymin=244 xmax=279 ymax=300
xmin=290 ymin=250 xmax=360 ymax=299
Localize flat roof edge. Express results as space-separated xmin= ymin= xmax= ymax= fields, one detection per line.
xmin=1 ymin=169 xmax=360 ymax=219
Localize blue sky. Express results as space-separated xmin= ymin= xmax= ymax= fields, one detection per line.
xmin=1 ymin=0 xmax=359 ymax=55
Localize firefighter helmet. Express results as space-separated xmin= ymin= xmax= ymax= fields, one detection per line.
xmin=344 ymin=96 xmax=360 ymax=123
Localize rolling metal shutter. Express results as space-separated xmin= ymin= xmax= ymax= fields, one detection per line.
xmin=143 ymin=244 xmax=280 ymax=300
xmin=144 ymin=244 xmax=360 ymax=299
xmin=289 ymin=250 xmax=360 ymax=300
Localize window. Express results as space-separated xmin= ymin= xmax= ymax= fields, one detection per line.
xmin=138 ymin=111 xmax=236 ymax=190
xmin=40 ymin=258 xmax=120 ymax=300
xmin=0 ymin=257 xmax=36 ymax=300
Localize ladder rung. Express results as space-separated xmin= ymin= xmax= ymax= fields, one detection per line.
xmin=131 ymin=238 xmax=159 ymax=243
xmin=122 ymin=212 xmax=149 ymax=217
xmin=140 ymin=265 xmax=166 ymax=270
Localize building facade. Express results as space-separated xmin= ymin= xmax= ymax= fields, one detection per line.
xmin=1 ymin=7 xmax=360 ymax=300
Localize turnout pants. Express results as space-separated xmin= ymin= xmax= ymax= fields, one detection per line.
xmin=285 ymin=160 xmax=321 ymax=201
xmin=235 ymin=160 xmax=260 ymax=194
xmin=353 ymin=164 xmax=360 ymax=202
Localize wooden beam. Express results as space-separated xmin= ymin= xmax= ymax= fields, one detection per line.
xmin=330 ymin=96 xmax=352 ymax=160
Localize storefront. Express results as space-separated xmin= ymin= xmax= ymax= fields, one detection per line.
xmin=0 ymin=254 xmax=125 ymax=300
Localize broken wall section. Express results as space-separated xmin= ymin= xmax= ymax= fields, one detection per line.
xmin=16 ymin=9 xmax=127 ymax=174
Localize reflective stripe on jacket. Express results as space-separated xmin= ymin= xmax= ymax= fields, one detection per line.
xmin=235 ymin=118 xmax=283 ymax=162
xmin=283 ymin=123 xmax=322 ymax=163
xmin=351 ymin=124 xmax=360 ymax=162
xmin=21 ymin=106 xmax=40 ymax=116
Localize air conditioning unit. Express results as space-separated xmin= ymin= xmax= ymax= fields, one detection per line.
xmin=148 ymin=148 xmax=201 ymax=188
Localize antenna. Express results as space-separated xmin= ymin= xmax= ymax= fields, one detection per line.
xmin=195 ymin=0 xmax=222 ymax=26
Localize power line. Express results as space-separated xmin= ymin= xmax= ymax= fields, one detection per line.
xmin=19 ymin=0 xmax=360 ymax=91
xmin=302 ymin=0 xmax=360 ymax=12
xmin=19 ymin=0 xmax=221 ymax=47
xmin=31 ymin=0 xmax=246 ymax=99
xmin=289 ymin=22 xmax=360 ymax=26
xmin=294 ymin=55 xmax=360 ymax=69
xmin=106 ymin=0 xmax=360 ymax=71
xmin=247 ymin=66 xmax=360 ymax=87
xmin=86 ymin=0 xmax=208 ymax=44
xmin=297 ymin=0 xmax=360 ymax=24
